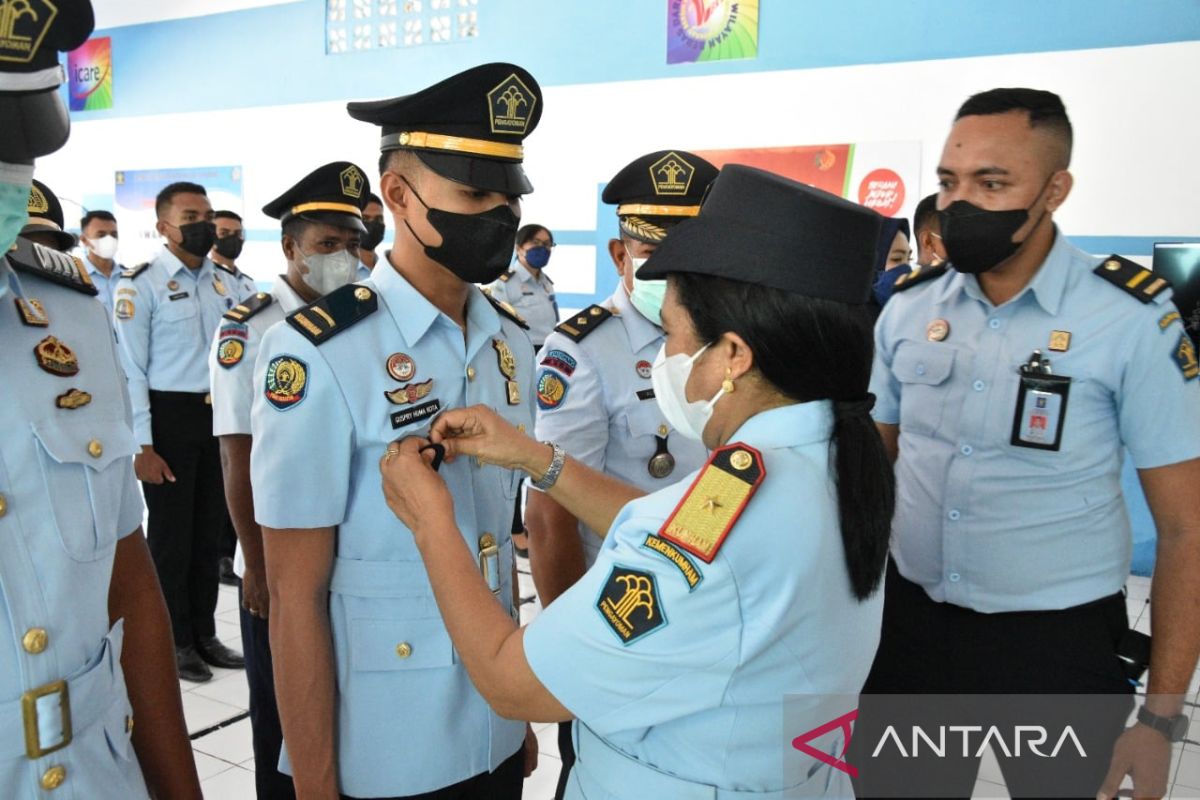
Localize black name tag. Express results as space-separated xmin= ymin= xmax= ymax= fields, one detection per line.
xmin=636 ymin=388 xmax=656 ymax=401
xmin=169 ymin=291 xmax=190 ymax=301
xmin=1010 ymin=373 xmax=1071 ymax=451
xmin=391 ymin=399 xmax=441 ymax=429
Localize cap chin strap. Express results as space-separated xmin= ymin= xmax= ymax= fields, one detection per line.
xmin=0 ymin=65 xmax=65 ymax=93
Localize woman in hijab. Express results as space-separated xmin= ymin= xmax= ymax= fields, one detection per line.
xmin=869 ymin=215 xmax=913 ymax=315
xmin=378 ymin=165 xmax=895 ymax=799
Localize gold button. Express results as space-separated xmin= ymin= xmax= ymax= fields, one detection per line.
xmin=125 ymin=715 xmax=134 ymax=734
xmin=87 ymin=439 xmax=103 ymax=458
xmin=466 ymin=366 xmax=476 ymax=381
xmin=257 ymin=292 xmax=267 ymax=300
xmin=204 ymin=393 xmax=212 ymax=405
xmin=657 ymin=425 xmax=668 ymax=436
xmin=23 ymin=627 xmax=48 ymax=654
xmin=395 ymin=642 xmax=413 ymax=659
xmin=41 ymin=765 xmax=65 ymax=790
xmin=517 ymin=424 xmax=526 ymax=433
xmin=0 ymin=493 xmax=7 ymax=518
xmin=354 ymin=287 xmax=372 ymax=302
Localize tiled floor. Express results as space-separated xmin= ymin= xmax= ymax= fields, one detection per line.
xmin=186 ymin=572 xmax=1196 ymax=798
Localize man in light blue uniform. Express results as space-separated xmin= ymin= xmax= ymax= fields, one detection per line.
xmin=861 ymin=88 xmax=1200 ymax=798
xmin=114 ymin=181 xmax=246 ymax=682
xmin=250 ymin=63 xmax=542 ymax=798
xmin=209 ymin=160 xmax=368 ymax=800
xmin=528 ymin=150 xmax=715 ymax=797
xmin=79 ymin=210 xmax=124 ymax=320
xmin=0 ymin=3 xmax=200 ymax=795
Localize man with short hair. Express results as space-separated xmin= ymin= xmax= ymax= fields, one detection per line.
xmin=912 ymin=192 xmax=946 ymax=269
xmin=210 ymin=161 xmax=368 ymax=800
xmin=79 ymin=209 xmax=123 ymax=317
xmin=114 ymin=181 xmax=246 ymax=683
xmin=251 ymin=63 xmax=541 ymax=798
xmin=357 ymin=192 xmax=386 ymax=279
xmin=211 ymin=209 xmax=257 ymax=297
xmin=858 ymin=87 xmax=1200 ymax=799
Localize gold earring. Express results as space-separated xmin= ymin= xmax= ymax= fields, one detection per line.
xmin=722 ymin=367 xmax=736 ymax=394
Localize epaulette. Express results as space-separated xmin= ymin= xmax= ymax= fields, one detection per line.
xmin=286 ymin=283 xmax=378 ymax=345
xmin=1093 ymin=255 xmax=1171 ymax=304
xmin=213 ymin=261 xmax=238 ymax=277
xmin=554 ymin=304 xmax=613 ymax=342
xmin=120 ymin=262 xmax=151 ymax=280
xmin=484 ymin=291 xmax=529 ymax=330
xmin=657 ymin=443 xmax=766 ymax=563
xmin=498 ymin=270 xmax=514 ymax=283
xmin=893 ymin=263 xmax=949 ymax=293
xmin=224 ymin=291 xmax=274 ymax=323
xmin=7 ymin=238 xmax=98 ymax=296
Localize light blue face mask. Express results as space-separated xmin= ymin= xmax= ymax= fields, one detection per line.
xmin=0 ymin=162 xmax=33 ymax=256
xmin=625 ymin=246 xmax=666 ymax=326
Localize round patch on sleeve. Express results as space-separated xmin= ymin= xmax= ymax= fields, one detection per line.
xmin=114 ymin=298 xmax=135 ymax=320
xmin=536 ymin=369 xmax=568 ymax=411
xmin=264 ymin=355 xmax=309 ymax=410
xmin=217 ymin=338 xmax=246 ymax=369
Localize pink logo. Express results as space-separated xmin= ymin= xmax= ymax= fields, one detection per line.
xmin=858 ymin=169 xmax=905 ymax=218
xmin=791 ymin=709 xmax=859 ymax=778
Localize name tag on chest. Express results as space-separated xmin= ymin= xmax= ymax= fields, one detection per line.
xmin=169 ymin=291 xmax=190 ymax=301
xmin=391 ymin=399 xmax=441 ymax=429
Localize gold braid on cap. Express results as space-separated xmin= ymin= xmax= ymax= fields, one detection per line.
xmin=381 ymin=131 xmax=524 ymax=160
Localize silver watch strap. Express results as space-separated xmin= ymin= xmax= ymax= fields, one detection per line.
xmin=531 ymin=442 xmax=565 ymax=491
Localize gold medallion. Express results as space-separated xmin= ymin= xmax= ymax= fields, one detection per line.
xmin=1048 ymin=330 xmax=1072 ymax=352
xmin=926 ymin=318 xmax=950 ymax=342
xmin=14 ymin=297 xmax=49 ymax=327
xmin=729 ymin=449 xmax=753 ymax=471
xmin=56 ymin=388 xmax=92 ymax=410
xmin=33 ymin=336 xmax=79 ymax=377
xmin=492 ymin=338 xmax=517 ymax=379
xmin=212 ymin=278 xmax=228 ymax=296
xmin=386 ymin=352 xmax=416 ymax=382
xmin=506 ymin=380 xmax=521 ymax=405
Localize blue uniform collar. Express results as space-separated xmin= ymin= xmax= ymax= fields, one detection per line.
xmin=373 ymin=261 xmax=501 ymax=353
xmin=611 ymin=286 xmax=661 ymax=353
xmin=725 ymin=400 xmax=834 ymax=451
xmin=936 ymin=227 xmax=1072 ymax=315
xmin=157 ymin=245 xmax=214 ymax=280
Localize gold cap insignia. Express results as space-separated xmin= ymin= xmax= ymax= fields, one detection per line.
xmin=34 ymin=335 xmax=79 ymax=376
xmin=487 ymin=73 xmax=536 ymax=136
xmin=0 ymin=0 xmax=58 ymax=65
xmin=27 ymin=184 xmax=49 ymax=214
xmin=649 ymin=151 xmax=696 ymax=197
xmin=340 ymin=166 xmax=365 ymax=199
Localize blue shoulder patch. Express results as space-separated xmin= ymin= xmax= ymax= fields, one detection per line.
xmin=536 ymin=369 xmax=569 ymax=411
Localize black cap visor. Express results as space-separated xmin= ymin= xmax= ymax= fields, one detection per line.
xmin=414 ymin=150 xmax=532 ymax=196
xmin=0 ymin=90 xmax=69 ymax=161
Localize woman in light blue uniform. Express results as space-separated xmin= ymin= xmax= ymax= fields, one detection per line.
xmin=379 ymin=165 xmax=894 ymax=798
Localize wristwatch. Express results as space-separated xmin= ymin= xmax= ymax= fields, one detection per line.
xmin=1136 ymin=705 xmax=1188 ymax=742
xmin=531 ymin=442 xmax=565 ymax=491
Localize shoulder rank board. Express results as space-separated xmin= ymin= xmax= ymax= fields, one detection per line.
xmin=554 ymin=304 xmax=613 ymax=343
xmin=224 ymin=292 xmax=275 ymax=323
xmin=484 ymin=291 xmax=530 ymax=330
xmin=892 ymin=263 xmax=948 ymax=294
xmin=213 ymin=261 xmax=239 ymax=278
xmin=1094 ymin=255 xmax=1171 ymax=304
xmin=286 ymin=284 xmax=378 ymax=345
xmin=120 ymin=262 xmax=152 ymax=280
xmin=7 ymin=238 xmax=98 ymax=296
xmin=657 ymin=443 xmax=765 ymax=563
xmin=498 ymin=270 xmax=514 ymax=283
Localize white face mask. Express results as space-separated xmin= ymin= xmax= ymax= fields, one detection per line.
xmin=88 ymin=234 xmax=119 ymax=260
xmin=298 ymin=247 xmax=358 ymax=296
xmin=624 ymin=247 xmax=666 ymax=326
xmin=650 ymin=342 xmax=725 ymax=442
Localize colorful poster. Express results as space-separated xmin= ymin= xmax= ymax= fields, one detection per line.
xmin=694 ymin=141 xmax=923 ymax=220
xmin=667 ymin=0 xmax=759 ymax=65
xmin=68 ymin=37 xmax=113 ymax=112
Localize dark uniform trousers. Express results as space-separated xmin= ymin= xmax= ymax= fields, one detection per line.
xmin=239 ymin=585 xmax=295 ymax=799
xmin=851 ymin=560 xmax=1134 ymax=799
xmin=339 ymin=745 xmax=525 ymax=800
xmin=143 ymin=390 xmax=224 ymax=647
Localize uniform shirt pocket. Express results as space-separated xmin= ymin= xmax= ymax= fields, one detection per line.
xmin=349 ymin=617 xmax=456 ymax=671
xmin=158 ymin=295 xmax=198 ymax=322
xmin=31 ymin=419 xmax=139 ymax=561
xmin=620 ymin=399 xmax=665 ymax=439
xmin=892 ymin=341 xmax=956 ymax=438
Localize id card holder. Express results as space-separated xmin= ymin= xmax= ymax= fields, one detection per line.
xmin=1010 ymin=354 xmax=1071 ymax=451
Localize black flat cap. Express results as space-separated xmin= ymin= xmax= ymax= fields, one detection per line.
xmin=262 ymin=162 xmax=372 ymax=234
xmin=602 ymin=150 xmax=718 ymax=244
xmin=21 ymin=179 xmax=77 ymax=251
xmin=347 ymin=62 xmax=542 ymax=195
xmin=0 ymin=0 xmax=95 ymax=161
xmin=637 ymin=165 xmax=882 ymax=304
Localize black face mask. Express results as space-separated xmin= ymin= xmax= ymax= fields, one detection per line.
xmin=938 ymin=178 xmax=1053 ymax=275
xmin=361 ymin=219 xmax=386 ymax=251
xmin=214 ymin=234 xmax=244 ymax=260
xmin=172 ymin=220 xmax=217 ymax=258
xmin=401 ymin=178 xmax=519 ymax=284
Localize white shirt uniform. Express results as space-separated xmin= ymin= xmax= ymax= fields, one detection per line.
xmin=207 ymin=275 xmax=306 ymax=578
xmin=486 ymin=264 xmax=558 ymax=347
xmin=535 ymin=287 xmax=707 ymax=567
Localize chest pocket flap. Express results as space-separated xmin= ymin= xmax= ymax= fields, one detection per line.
xmin=31 ymin=418 xmax=139 ymax=561
xmin=893 ymin=341 xmax=956 ymax=386
xmin=622 ymin=400 xmax=666 ymax=438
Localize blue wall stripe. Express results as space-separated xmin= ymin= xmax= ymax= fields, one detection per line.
xmin=71 ymin=0 xmax=1200 ymax=122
